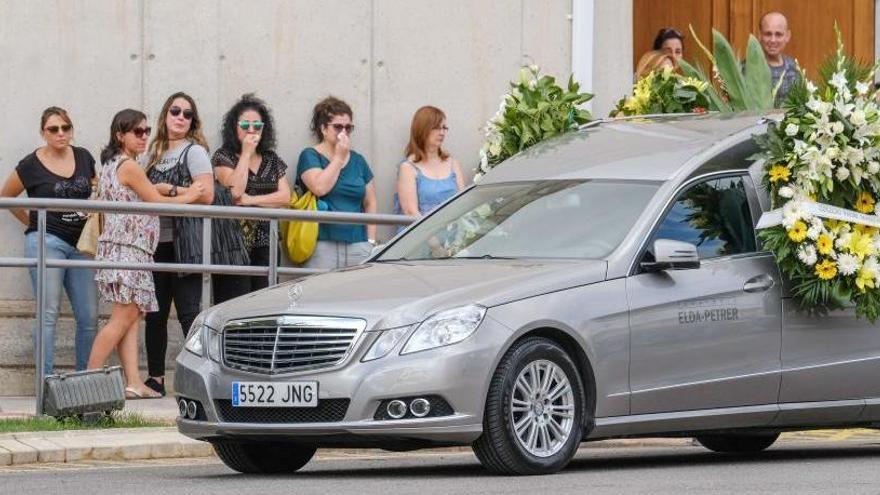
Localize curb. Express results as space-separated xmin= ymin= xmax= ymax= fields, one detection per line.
xmin=0 ymin=427 xmax=213 ymax=466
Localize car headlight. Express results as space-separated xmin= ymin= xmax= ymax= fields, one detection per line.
xmin=362 ymin=326 xmax=411 ymax=362
xmin=401 ymin=305 xmax=487 ymax=355
xmin=207 ymin=328 xmax=221 ymax=362
xmin=184 ymin=325 xmax=204 ymax=356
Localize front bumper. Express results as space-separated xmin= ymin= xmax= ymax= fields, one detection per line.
xmin=174 ymin=315 xmax=512 ymax=446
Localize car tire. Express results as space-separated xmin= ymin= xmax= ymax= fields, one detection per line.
xmin=695 ymin=433 xmax=780 ymax=454
xmin=472 ymin=337 xmax=586 ymax=475
xmin=213 ymin=440 xmax=317 ymax=474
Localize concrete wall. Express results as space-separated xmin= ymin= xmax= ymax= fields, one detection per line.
xmin=1 ymin=0 xmax=639 ymax=392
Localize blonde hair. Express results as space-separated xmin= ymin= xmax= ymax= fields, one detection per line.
xmin=146 ymin=92 xmax=209 ymax=171
xmin=635 ymin=50 xmax=675 ymax=80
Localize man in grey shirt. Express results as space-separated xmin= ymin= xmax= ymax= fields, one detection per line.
xmin=759 ymin=11 xmax=800 ymax=107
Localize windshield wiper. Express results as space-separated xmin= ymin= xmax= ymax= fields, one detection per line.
xmin=437 ymin=255 xmax=518 ymax=260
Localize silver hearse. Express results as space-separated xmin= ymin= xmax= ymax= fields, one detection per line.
xmin=175 ymin=113 xmax=880 ymax=475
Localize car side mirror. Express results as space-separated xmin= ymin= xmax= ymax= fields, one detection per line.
xmin=640 ymin=239 xmax=700 ymax=272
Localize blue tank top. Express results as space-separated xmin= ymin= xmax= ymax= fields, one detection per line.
xmin=394 ymin=161 xmax=458 ymax=216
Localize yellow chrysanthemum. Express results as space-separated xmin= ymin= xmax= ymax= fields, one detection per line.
xmin=855 ymin=191 xmax=876 ymax=214
xmin=815 ymin=259 xmax=838 ymax=280
xmin=816 ymin=234 xmax=834 ymax=255
xmin=854 ymin=224 xmax=880 ymax=237
xmin=787 ymin=221 xmax=808 ymax=242
xmin=856 ymin=267 xmax=876 ymax=292
xmin=768 ymin=165 xmax=791 ymax=183
xmin=847 ymin=229 xmax=876 ymax=260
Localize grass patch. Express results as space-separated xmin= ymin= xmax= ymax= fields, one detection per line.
xmin=0 ymin=411 xmax=169 ymax=433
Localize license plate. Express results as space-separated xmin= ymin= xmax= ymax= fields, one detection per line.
xmin=231 ymin=381 xmax=319 ymax=407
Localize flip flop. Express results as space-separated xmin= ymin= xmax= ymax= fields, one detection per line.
xmin=125 ymin=386 xmax=162 ymax=400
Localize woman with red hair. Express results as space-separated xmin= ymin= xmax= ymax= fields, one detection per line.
xmin=395 ymin=106 xmax=465 ymax=219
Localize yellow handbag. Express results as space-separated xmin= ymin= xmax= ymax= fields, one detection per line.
xmin=284 ymin=190 xmax=319 ymax=263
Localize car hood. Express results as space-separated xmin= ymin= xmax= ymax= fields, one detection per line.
xmin=208 ymin=259 xmax=607 ymax=329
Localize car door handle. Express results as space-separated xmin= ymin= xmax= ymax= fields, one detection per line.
xmin=743 ymin=274 xmax=775 ymax=293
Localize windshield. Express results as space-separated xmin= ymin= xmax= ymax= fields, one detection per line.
xmin=378 ymin=180 xmax=659 ymax=261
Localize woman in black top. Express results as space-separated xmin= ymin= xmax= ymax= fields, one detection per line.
xmin=212 ymin=94 xmax=290 ymax=303
xmin=0 ymin=107 xmax=98 ymax=375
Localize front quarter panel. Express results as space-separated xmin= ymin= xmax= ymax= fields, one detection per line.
xmin=488 ymin=278 xmax=630 ymax=418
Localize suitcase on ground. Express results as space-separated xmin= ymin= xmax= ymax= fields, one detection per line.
xmin=43 ymin=366 xmax=126 ymax=417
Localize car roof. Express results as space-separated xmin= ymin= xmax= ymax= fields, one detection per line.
xmin=479 ymin=112 xmax=775 ymax=184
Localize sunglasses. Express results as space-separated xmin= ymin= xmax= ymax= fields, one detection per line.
xmin=169 ymin=106 xmax=194 ymax=120
xmin=238 ymin=120 xmax=264 ymax=131
xmin=328 ymin=123 xmax=355 ymax=133
xmin=45 ymin=124 xmax=72 ymax=134
xmin=131 ymin=126 xmax=152 ymax=138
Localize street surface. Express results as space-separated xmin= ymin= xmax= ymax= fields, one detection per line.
xmin=1 ymin=438 xmax=879 ymax=494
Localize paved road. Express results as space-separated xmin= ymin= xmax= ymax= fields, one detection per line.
xmin=1 ymin=440 xmax=879 ymax=494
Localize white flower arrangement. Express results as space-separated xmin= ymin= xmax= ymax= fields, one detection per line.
xmin=755 ymin=29 xmax=880 ymax=320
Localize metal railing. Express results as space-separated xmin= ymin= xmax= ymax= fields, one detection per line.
xmin=0 ymin=197 xmax=414 ymax=415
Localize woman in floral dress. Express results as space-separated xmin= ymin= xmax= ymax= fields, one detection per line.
xmin=86 ymin=109 xmax=203 ymax=399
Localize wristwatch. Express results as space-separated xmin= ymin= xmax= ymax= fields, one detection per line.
xmin=169 ymin=185 xmax=178 ymax=197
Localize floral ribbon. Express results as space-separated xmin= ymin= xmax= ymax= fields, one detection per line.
xmin=757 ymin=201 xmax=880 ymax=230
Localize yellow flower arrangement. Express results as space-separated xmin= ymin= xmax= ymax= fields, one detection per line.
xmin=768 ymin=165 xmax=791 ymax=183
xmin=787 ymin=221 xmax=808 ymax=242
xmin=854 ymin=224 xmax=879 ymax=236
xmin=815 ymin=259 xmax=838 ymax=280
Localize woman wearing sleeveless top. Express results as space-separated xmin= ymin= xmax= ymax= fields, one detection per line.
xmin=395 ymin=106 xmax=465 ymax=219
xmin=86 ymin=109 xmax=202 ymax=399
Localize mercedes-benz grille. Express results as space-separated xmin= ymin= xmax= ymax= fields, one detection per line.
xmin=222 ymin=316 xmax=366 ymax=374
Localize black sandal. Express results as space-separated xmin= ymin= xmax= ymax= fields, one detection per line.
xmin=144 ymin=377 xmax=166 ymax=397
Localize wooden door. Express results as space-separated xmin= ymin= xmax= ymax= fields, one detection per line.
xmin=634 ymin=0 xmax=875 ymax=80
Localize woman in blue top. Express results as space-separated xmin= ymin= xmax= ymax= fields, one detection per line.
xmin=296 ymin=97 xmax=378 ymax=269
xmin=395 ymin=106 xmax=465 ymax=218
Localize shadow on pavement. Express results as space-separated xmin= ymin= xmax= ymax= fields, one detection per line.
xmin=191 ymin=442 xmax=880 ymax=480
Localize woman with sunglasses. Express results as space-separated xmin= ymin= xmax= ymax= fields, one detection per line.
xmin=395 ymin=106 xmax=465 ymax=220
xmin=0 ymin=106 xmax=98 ymax=375
xmin=296 ymin=96 xmax=378 ymax=270
xmin=142 ymin=92 xmax=214 ymax=397
xmin=87 ymin=109 xmax=203 ymax=399
xmin=212 ymin=94 xmax=290 ymax=303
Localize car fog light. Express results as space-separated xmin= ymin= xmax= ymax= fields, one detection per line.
xmin=178 ymin=399 xmax=188 ymax=417
xmin=387 ymin=400 xmax=408 ymax=419
xmin=410 ymin=398 xmax=431 ymax=417
xmin=186 ymin=400 xmax=198 ymax=419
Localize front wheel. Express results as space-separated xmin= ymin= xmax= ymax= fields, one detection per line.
xmin=473 ymin=337 xmax=586 ymax=475
xmin=695 ymin=433 xmax=780 ymax=454
xmin=213 ymin=440 xmax=317 ymax=474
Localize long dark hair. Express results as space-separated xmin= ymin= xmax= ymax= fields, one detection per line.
xmin=146 ymin=91 xmax=208 ymax=170
xmin=101 ymin=109 xmax=147 ymax=164
xmin=220 ymin=93 xmax=276 ymax=155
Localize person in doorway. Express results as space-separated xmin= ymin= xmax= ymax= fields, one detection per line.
xmin=652 ymin=27 xmax=684 ymax=62
xmin=395 ymin=106 xmax=465 ymax=220
xmin=0 ymin=107 xmax=98 ymax=375
xmin=87 ymin=109 xmax=203 ymax=399
xmin=142 ymin=92 xmax=214 ymax=397
xmin=212 ymin=94 xmax=290 ymax=303
xmin=296 ymin=96 xmax=378 ymax=270
xmin=759 ymin=11 xmax=800 ymax=106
